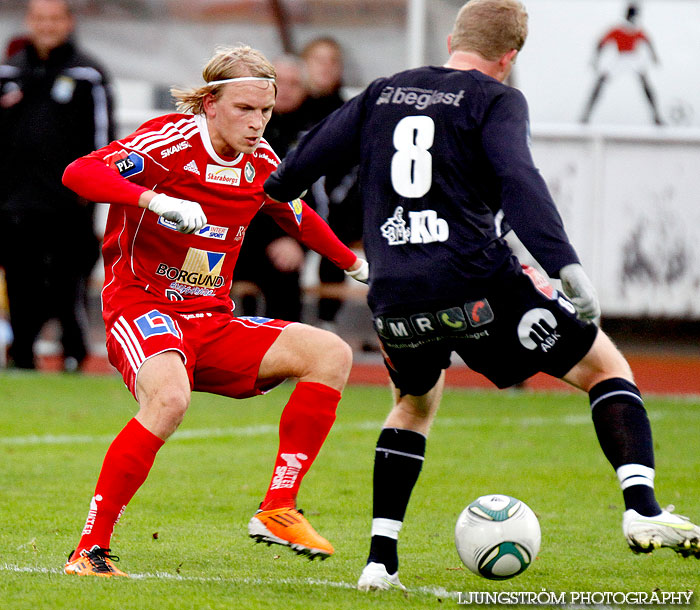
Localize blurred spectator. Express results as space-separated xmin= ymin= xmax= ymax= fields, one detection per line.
xmin=299 ymin=37 xmax=363 ymax=332
xmin=231 ymin=55 xmax=310 ymax=321
xmin=300 ymin=36 xmax=345 ymax=119
xmin=0 ymin=0 xmax=116 ymax=370
xmin=266 ymin=55 xmax=314 ymax=153
xmin=580 ymin=2 xmax=663 ymax=125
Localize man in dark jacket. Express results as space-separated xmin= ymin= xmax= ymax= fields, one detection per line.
xmin=0 ymin=0 xmax=115 ymax=370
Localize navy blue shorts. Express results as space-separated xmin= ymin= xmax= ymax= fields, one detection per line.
xmin=374 ymin=266 xmax=598 ymax=395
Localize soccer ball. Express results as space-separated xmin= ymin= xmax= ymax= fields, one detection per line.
xmin=455 ymin=494 xmax=541 ymax=580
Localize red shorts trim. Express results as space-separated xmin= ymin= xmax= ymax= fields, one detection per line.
xmin=106 ymin=305 xmax=292 ymax=399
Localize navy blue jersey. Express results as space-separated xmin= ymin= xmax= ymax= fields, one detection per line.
xmin=265 ymin=66 xmax=579 ymax=315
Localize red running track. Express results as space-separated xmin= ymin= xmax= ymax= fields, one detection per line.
xmin=350 ymin=353 xmax=700 ymax=395
xmin=37 ymin=351 xmax=700 ymax=396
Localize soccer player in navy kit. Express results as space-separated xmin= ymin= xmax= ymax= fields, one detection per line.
xmin=265 ymin=0 xmax=700 ymax=590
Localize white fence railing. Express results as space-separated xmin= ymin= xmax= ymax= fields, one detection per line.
xmin=531 ymin=124 xmax=700 ymax=318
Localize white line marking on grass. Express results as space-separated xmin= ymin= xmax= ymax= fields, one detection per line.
xmin=1 ymin=564 xmax=56 ymax=574
xmin=0 ymin=563 xmax=459 ymax=600
xmin=0 ymin=425 xmax=280 ymax=446
xmin=0 ymin=413 xmax=668 ymax=447
xmin=0 ymin=433 xmax=118 ymax=446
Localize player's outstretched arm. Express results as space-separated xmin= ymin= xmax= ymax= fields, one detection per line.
xmin=63 ymin=155 xmax=148 ymax=205
xmin=263 ymin=197 xmax=359 ymax=274
xmin=64 ymin=158 xmax=205 ymax=233
xmin=559 ymin=263 xmax=601 ymax=324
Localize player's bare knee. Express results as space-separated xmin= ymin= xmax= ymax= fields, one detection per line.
xmin=322 ymin=331 xmax=353 ymax=376
xmin=565 ymin=330 xmax=634 ymax=391
xmin=386 ymin=400 xmax=435 ymax=435
xmin=590 ymin=332 xmax=632 ymax=381
xmin=140 ymin=385 xmax=190 ymax=431
xmin=399 ymin=401 xmax=431 ymax=421
xmin=310 ymin=330 xmax=353 ymax=387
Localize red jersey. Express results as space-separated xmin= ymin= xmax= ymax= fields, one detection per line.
xmin=63 ymin=112 xmax=356 ymax=325
xmin=600 ymin=27 xmax=648 ymax=53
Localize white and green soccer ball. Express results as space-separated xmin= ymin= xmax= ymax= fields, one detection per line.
xmin=455 ymin=494 xmax=541 ymax=580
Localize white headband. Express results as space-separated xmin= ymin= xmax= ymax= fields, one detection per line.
xmin=207 ymin=76 xmax=275 ymax=86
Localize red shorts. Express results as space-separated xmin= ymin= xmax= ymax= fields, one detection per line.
xmin=105 ymin=304 xmax=293 ymax=400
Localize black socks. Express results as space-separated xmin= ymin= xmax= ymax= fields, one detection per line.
xmin=590 ymin=378 xmax=661 ymax=516
xmin=367 ymin=427 xmax=426 ymax=573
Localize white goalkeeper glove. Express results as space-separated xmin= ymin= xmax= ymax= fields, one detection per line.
xmin=559 ymin=263 xmax=600 ymax=324
xmin=344 ymin=258 xmax=369 ymax=284
xmin=147 ymin=193 xmax=207 ymax=234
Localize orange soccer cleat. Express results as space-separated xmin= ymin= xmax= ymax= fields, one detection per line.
xmin=64 ymin=545 xmax=129 ymax=577
xmin=248 ymin=507 xmax=334 ymax=559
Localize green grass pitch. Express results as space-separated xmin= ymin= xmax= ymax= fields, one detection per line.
xmin=0 ymin=372 xmax=698 ymax=609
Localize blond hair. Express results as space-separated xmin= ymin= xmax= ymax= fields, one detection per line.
xmin=450 ymin=0 xmax=528 ymax=61
xmin=171 ymin=45 xmax=276 ymax=114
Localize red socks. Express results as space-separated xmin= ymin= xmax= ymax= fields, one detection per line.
xmin=72 ymin=382 xmax=340 ymax=555
xmin=74 ymin=418 xmax=164 ymax=556
xmin=261 ymin=382 xmax=341 ymax=510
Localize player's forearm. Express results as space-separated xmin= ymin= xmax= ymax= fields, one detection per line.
xmin=507 ymin=212 xmax=580 ymax=279
xmin=138 ymin=190 xmax=157 ymax=208
xmin=498 ymin=167 xmax=580 ymax=278
xmin=346 ymin=258 xmax=364 ymax=273
xmin=265 ymin=198 xmax=357 ymax=270
xmin=63 ymin=156 xmax=148 ymax=205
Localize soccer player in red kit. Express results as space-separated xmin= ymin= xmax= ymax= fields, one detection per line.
xmin=580 ymin=3 xmax=662 ymax=124
xmin=61 ymin=45 xmax=369 ymax=577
